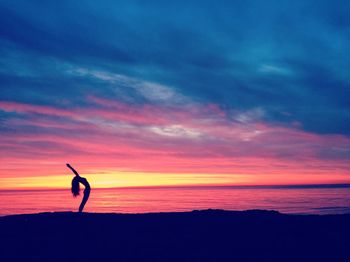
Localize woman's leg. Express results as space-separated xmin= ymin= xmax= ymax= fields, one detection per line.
xmin=79 ymin=189 xmax=90 ymax=212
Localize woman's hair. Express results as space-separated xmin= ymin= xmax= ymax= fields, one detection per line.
xmin=71 ymin=176 xmax=80 ymax=197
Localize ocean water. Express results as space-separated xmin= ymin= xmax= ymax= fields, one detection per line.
xmin=1 ymin=185 xmax=350 ymax=216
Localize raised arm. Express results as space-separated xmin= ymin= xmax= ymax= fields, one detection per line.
xmin=66 ymin=163 xmax=80 ymax=177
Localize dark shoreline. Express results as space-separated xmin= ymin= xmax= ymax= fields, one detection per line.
xmin=1 ymin=209 xmax=350 ymax=262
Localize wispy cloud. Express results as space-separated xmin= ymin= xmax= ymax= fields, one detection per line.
xmin=1 ymin=91 xmax=349 ymax=181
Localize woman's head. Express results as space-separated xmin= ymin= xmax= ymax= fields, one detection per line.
xmin=71 ymin=176 xmax=80 ymax=197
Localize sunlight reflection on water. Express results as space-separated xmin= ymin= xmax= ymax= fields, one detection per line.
xmin=1 ymin=186 xmax=350 ymax=216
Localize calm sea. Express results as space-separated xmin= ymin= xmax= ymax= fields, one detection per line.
xmin=1 ymin=185 xmax=350 ymax=216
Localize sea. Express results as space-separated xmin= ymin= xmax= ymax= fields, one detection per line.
xmin=1 ymin=185 xmax=350 ymax=216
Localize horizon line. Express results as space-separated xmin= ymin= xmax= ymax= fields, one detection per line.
xmin=2 ymin=182 xmax=350 ymax=191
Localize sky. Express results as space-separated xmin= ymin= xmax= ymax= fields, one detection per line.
xmin=0 ymin=0 xmax=350 ymax=189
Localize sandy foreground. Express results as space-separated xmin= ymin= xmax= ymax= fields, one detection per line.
xmin=1 ymin=209 xmax=350 ymax=262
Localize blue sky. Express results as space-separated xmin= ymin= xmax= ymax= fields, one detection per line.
xmin=1 ymin=0 xmax=349 ymax=134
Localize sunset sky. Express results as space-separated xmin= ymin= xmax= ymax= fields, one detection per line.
xmin=1 ymin=1 xmax=350 ymax=189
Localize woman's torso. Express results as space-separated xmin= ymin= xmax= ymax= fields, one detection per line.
xmin=78 ymin=176 xmax=90 ymax=190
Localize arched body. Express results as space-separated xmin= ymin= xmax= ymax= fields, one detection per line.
xmin=67 ymin=164 xmax=91 ymax=212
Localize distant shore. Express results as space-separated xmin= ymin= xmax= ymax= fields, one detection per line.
xmin=1 ymin=209 xmax=350 ymax=262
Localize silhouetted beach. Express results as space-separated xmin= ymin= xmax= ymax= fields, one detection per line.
xmin=1 ymin=209 xmax=350 ymax=262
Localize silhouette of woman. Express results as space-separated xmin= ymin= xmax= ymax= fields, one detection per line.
xmin=66 ymin=163 xmax=91 ymax=212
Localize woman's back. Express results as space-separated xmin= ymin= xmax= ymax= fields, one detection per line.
xmin=78 ymin=176 xmax=90 ymax=189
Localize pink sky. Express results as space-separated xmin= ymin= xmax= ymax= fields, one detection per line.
xmin=1 ymin=93 xmax=350 ymax=189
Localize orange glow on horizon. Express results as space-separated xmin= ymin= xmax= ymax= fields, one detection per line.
xmin=1 ymin=171 xmax=349 ymax=190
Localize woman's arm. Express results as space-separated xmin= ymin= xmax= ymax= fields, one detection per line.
xmin=66 ymin=163 xmax=80 ymax=177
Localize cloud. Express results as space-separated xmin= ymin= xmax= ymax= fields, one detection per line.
xmin=70 ymin=67 xmax=187 ymax=104
xmin=149 ymin=125 xmax=202 ymax=139
xmin=1 ymin=93 xmax=350 ymax=178
xmin=1 ymin=1 xmax=349 ymax=137
xmin=258 ymin=64 xmax=293 ymax=76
